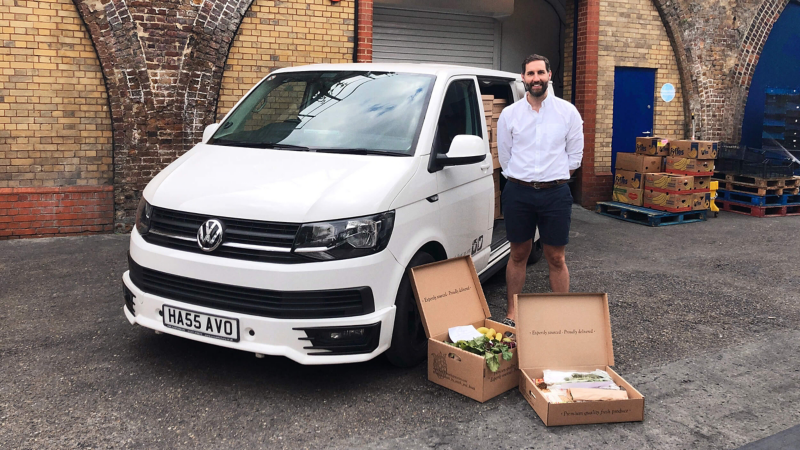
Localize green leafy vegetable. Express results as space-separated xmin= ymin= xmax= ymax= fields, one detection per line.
xmin=446 ymin=335 xmax=514 ymax=372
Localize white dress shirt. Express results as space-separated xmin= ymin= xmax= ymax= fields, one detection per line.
xmin=497 ymin=92 xmax=584 ymax=182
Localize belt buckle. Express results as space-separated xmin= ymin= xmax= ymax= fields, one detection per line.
xmin=532 ymin=182 xmax=543 ymax=189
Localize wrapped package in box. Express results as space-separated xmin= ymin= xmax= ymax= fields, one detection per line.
xmin=515 ymin=293 xmax=645 ymax=426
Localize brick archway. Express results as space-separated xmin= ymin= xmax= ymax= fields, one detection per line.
xmin=72 ymin=0 xmax=255 ymax=230
xmin=723 ymin=0 xmax=791 ymax=143
xmin=650 ymin=0 xmax=792 ymax=142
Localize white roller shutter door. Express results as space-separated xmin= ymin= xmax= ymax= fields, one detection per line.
xmin=373 ymin=7 xmax=500 ymax=69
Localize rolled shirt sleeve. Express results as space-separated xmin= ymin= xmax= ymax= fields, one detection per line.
xmin=566 ymin=107 xmax=584 ymax=171
xmin=497 ymin=110 xmax=512 ymax=173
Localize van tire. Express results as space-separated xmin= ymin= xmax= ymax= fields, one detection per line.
xmin=528 ymin=238 xmax=543 ymax=265
xmin=386 ymin=251 xmax=435 ymax=368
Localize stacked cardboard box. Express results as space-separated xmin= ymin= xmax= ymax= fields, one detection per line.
xmin=483 ymin=95 xmax=509 ymax=220
xmin=613 ymin=138 xmax=714 ymax=212
xmin=645 ymin=140 xmax=716 ymax=212
xmin=612 ymin=137 xmax=668 ymax=206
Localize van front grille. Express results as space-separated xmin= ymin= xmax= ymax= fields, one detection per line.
xmin=142 ymin=206 xmax=308 ymax=264
xmin=128 ymin=256 xmax=375 ymax=319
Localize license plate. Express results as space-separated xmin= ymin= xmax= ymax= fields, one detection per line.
xmin=162 ymin=305 xmax=240 ymax=342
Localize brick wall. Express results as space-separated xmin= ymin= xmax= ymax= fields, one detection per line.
xmin=0 ymin=0 xmax=114 ymax=239
xmin=356 ymin=0 xmax=372 ymax=62
xmin=216 ymin=0 xmax=355 ymax=120
xmin=0 ymin=185 xmax=113 ymax=239
xmin=594 ymin=0 xmax=685 ymax=172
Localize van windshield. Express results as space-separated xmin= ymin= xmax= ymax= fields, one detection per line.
xmin=210 ymin=71 xmax=435 ymax=155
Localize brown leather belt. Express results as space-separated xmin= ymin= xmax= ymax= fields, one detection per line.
xmin=508 ymin=177 xmax=570 ymax=189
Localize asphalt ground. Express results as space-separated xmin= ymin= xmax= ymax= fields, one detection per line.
xmin=1 ymin=205 xmax=799 ymax=449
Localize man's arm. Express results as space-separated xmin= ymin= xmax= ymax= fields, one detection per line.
xmin=497 ymin=111 xmax=512 ymax=172
xmin=566 ymin=107 xmax=584 ymax=175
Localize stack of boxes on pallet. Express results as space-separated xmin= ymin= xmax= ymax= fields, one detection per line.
xmin=613 ymin=138 xmax=714 ymax=212
xmin=483 ymin=95 xmax=507 ymax=220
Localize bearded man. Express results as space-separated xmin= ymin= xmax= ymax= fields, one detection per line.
xmin=496 ymin=54 xmax=585 ymax=326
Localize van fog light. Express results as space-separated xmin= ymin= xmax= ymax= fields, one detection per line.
xmin=123 ymin=283 xmax=136 ymax=316
xmin=294 ymin=323 xmax=381 ymax=355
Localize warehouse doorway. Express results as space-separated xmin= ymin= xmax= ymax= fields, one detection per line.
xmin=372 ymin=7 xmax=501 ymax=69
xmin=611 ymin=67 xmax=656 ymax=173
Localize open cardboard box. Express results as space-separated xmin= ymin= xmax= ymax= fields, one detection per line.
xmin=410 ymin=256 xmax=518 ymax=403
xmin=514 ymin=293 xmax=645 ymax=426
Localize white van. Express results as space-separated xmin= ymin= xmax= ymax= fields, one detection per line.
xmin=122 ymin=63 xmax=544 ymax=367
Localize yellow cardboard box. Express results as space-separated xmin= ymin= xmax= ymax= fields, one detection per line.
xmin=410 ymin=257 xmax=518 ymax=403
xmin=612 ymin=186 xmax=643 ymax=206
xmin=644 ymin=173 xmax=694 ymax=192
xmin=515 ymin=293 xmax=645 ymax=426
xmin=669 ymin=140 xmax=718 ymax=159
xmin=693 ymin=192 xmax=710 ymax=210
xmin=613 ymin=170 xmax=643 ymax=189
xmin=665 ymin=157 xmax=714 ymax=174
xmin=635 ymin=137 xmax=670 ymax=156
xmin=615 ymin=153 xmax=663 ymax=173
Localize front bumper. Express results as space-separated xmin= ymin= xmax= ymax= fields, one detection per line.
xmin=123 ymin=228 xmax=404 ymax=364
xmin=123 ymin=270 xmax=396 ymax=364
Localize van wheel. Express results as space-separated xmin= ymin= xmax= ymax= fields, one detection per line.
xmin=528 ymin=239 xmax=543 ymax=265
xmin=385 ymin=251 xmax=435 ymax=368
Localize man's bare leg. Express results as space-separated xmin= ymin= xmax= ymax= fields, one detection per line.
xmin=543 ymin=244 xmax=569 ymax=292
xmin=505 ymin=239 xmax=532 ymax=321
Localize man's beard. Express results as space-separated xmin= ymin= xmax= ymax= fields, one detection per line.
xmin=526 ymin=81 xmax=548 ymax=98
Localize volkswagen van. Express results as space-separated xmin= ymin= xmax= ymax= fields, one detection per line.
xmin=122 ymin=63 xmax=544 ymax=367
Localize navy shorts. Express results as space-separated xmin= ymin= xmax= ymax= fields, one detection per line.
xmin=501 ymin=182 xmax=573 ymax=246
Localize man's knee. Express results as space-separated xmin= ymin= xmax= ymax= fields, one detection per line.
xmin=544 ymin=246 xmax=566 ymax=269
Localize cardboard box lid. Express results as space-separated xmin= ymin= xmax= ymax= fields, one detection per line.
xmin=515 ymin=293 xmax=614 ymax=369
xmin=410 ymin=256 xmax=491 ymax=339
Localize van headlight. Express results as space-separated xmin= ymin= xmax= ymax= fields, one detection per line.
xmin=293 ymin=211 xmax=395 ymax=261
xmin=135 ymin=197 xmax=153 ymax=236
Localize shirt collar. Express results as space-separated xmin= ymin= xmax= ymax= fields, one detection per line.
xmin=525 ymin=92 xmax=550 ymax=110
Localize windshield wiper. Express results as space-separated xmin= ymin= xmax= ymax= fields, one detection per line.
xmin=210 ymin=140 xmax=311 ymax=151
xmin=313 ymin=148 xmax=410 ymax=157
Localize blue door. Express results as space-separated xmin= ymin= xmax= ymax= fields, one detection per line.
xmin=611 ymin=67 xmax=656 ymax=172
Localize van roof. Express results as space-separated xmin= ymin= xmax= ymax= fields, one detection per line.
xmin=270 ymin=63 xmax=522 ymax=81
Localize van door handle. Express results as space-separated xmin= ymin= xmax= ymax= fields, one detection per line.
xmin=480 ymin=163 xmax=491 ymax=172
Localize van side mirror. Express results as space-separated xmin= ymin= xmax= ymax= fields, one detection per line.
xmin=203 ymin=123 xmax=220 ymax=144
xmin=430 ymin=135 xmax=487 ymax=172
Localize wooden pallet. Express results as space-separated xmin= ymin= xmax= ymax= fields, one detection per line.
xmin=725 ymin=174 xmax=787 ymax=188
xmin=784 ymin=177 xmax=800 ymax=189
xmin=724 ymin=182 xmax=784 ymax=196
xmin=596 ymin=202 xmax=707 ymax=226
xmin=716 ymin=199 xmax=787 ymax=217
xmin=784 ymin=193 xmax=800 ymax=205
xmin=716 ymin=189 xmax=785 ymax=206
xmin=783 ymin=187 xmax=800 ymax=195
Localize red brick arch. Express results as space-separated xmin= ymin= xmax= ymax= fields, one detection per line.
xmin=649 ymin=0 xmax=791 ymax=142
xmin=72 ymin=0 xmax=256 ymax=230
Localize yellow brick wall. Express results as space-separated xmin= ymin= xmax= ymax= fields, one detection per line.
xmin=595 ymin=0 xmax=685 ymax=172
xmin=0 ymin=0 xmax=112 ymax=188
xmin=216 ymin=0 xmax=355 ymax=121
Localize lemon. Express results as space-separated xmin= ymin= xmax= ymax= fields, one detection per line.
xmin=477 ymin=327 xmax=489 ymax=334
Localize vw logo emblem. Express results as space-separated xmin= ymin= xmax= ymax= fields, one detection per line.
xmin=197 ymin=219 xmax=224 ymax=252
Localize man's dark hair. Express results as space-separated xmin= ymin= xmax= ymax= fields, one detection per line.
xmin=521 ymin=54 xmax=551 ymax=73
